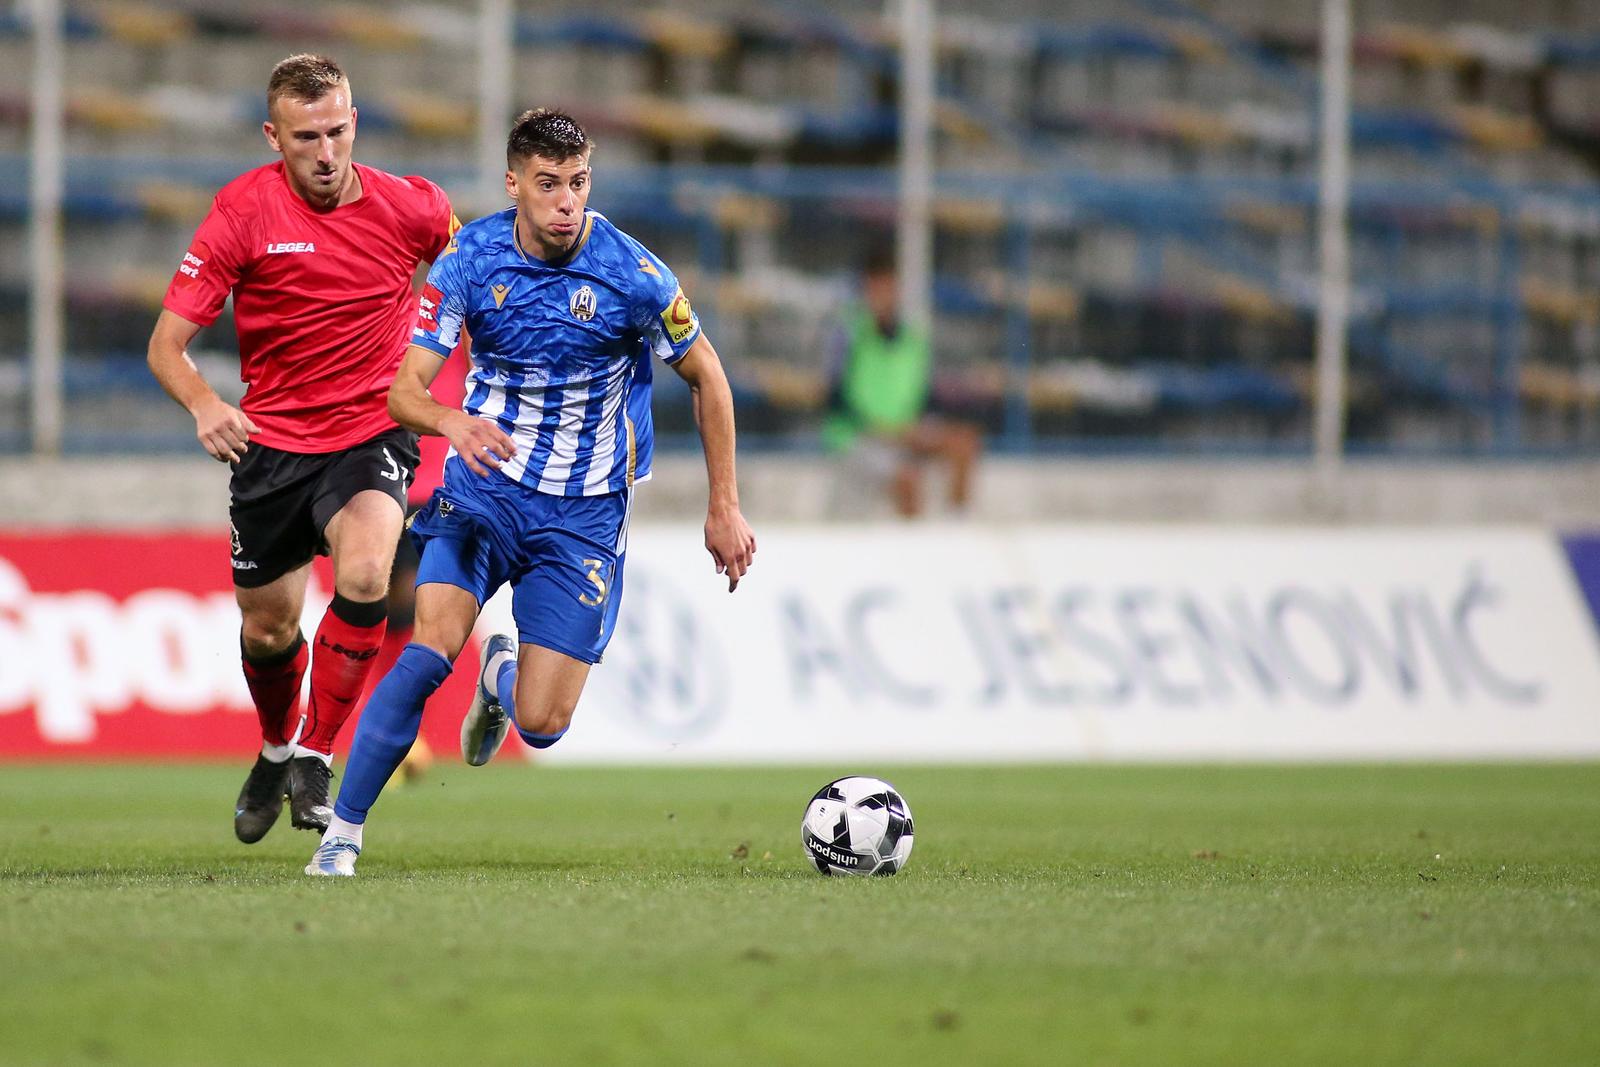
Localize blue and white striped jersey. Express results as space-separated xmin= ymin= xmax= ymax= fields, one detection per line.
xmin=411 ymin=207 xmax=701 ymax=496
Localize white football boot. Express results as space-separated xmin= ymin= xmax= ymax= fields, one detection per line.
xmin=461 ymin=633 xmax=516 ymax=766
xmin=304 ymin=836 xmax=361 ymax=877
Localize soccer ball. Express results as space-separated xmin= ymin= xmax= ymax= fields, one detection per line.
xmin=800 ymin=776 xmax=914 ymax=876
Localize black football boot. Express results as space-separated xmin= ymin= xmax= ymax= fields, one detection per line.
xmin=287 ymin=755 xmax=334 ymax=832
xmin=234 ymin=754 xmax=291 ymax=844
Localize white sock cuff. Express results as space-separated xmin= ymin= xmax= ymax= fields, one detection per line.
xmin=485 ymin=649 xmax=516 ymax=680
xmin=291 ymin=745 xmax=333 ymax=766
xmin=260 ymin=742 xmax=293 ymax=763
xmin=323 ymin=815 xmax=364 ymax=847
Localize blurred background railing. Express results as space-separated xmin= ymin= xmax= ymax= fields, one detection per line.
xmin=3 ymin=0 xmax=1598 ymax=458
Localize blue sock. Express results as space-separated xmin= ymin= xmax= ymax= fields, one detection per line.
xmin=496 ymin=657 xmax=568 ymax=750
xmin=495 ymin=658 xmax=517 ymax=715
xmin=333 ymin=644 xmax=452 ymax=823
xmin=515 ymin=723 xmax=568 ymax=749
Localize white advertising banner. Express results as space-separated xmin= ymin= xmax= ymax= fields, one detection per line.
xmin=479 ymin=524 xmax=1600 ymax=762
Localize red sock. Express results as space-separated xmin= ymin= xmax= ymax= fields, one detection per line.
xmin=361 ymin=623 xmax=412 ymax=707
xmin=241 ymin=634 xmax=308 ymax=748
xmin=300 ymin=595 xmax=388 ymax=755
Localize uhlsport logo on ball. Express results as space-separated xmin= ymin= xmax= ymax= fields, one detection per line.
xmin=800 ymin=775 xmax=914 ymax=876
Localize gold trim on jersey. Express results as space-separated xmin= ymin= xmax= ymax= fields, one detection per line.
xmin=624 ymin=414 xmax=637 ymax=486
xmin=512 ymin=212 xmax=595 ymax=267
xmin=552 ymin=213 xmax=595 ymax=266
xmin=437 ymin=214 xmax=463 ymax=259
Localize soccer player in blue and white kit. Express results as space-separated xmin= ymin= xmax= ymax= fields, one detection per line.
xmin=305 ymin=110 xmax=756 ymax=876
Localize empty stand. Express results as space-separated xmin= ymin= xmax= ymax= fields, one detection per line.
xmin=1 ymin=0 xmax=1598 ymax=455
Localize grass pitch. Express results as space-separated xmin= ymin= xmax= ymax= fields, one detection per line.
xmin=1 ymin=762 xmax=1597 ymax=1066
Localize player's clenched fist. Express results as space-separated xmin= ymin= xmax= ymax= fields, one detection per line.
xmin=439 ymin=409 xmax=517 ymax=477
xmin=192 ymin=395 xmax=260 ymax=463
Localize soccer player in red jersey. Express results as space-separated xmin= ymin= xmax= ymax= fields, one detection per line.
xmin=145 ymin=54 xmax=460 ymax=843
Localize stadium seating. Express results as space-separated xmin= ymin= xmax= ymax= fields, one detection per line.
xmin=1 ymin=0 xmax=1598 ymax=455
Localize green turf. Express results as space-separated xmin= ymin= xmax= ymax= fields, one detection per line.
xmin=1 ymin=763 xmax=1597 ymax=1066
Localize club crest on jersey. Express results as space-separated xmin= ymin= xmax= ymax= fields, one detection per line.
xmin=570 ymin=285 xmax=597 ymax=322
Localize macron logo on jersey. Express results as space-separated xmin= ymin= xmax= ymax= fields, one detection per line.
xmin=265 ymin=242 xmax=316 ymax=255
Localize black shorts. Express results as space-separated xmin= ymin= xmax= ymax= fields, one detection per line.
xmin=392 ymin=502 xmax=424 ymax=575
xmin=228 ymin=427 xmax=420 ymax=589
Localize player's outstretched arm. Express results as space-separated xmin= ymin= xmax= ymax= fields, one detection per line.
xmin=672 ymin=334 xmax=756 ymax=592
xmin=388 ymin=343 xmax=515 ymax=477
xmin=146 ymin=309 xmax=259 ymax=463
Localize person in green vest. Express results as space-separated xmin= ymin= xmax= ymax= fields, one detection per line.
xmin=824 ymin=245 xmax=982 ymax=518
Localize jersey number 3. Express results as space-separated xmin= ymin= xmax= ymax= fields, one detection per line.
xmin=579 ymin=559 xmax=609 ymax=607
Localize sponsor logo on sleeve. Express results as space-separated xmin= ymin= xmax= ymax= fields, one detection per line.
xmin=174 ymin=241 xmax=209 ymax=285
xmin=637 ymin=256 xmax=660 ymax=277
xmin=660 ymin=289 xmax=696 ymax=346
xmin=416 ymin=284 xmax=444 ymax=334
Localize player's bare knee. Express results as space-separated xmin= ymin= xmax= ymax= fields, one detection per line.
xmin=514 ymin=702 xmax=573 ymax=738
xmin=334 ymin=564 xmax=390 ymax=604
xmin=337 ymin=575 xmax=387 ymax=607
xmin=410 ymin=619 xmax=468 ymax=662
xmin=239 ymin=613 xmax=300 ymax=658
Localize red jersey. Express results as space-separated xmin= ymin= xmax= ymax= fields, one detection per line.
xmin=163 ymin=161 xmax=456 ymax=453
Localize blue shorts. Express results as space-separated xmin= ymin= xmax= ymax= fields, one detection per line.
xmin=407 ymin=459 xmax=631 ymax=665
